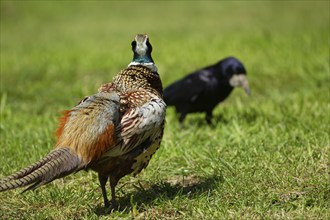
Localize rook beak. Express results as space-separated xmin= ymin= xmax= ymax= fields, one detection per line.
xmin=229 ymin=74 xmax=251 ymax=96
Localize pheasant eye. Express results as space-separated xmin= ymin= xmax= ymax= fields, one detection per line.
xmin=131 ymin=41 xmax=137 ymax=48
xmin=146 ymin=40 xmax=152 ymax=52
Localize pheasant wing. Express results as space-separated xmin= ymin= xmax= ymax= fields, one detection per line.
xmin=0 ymin=92 xmax=121 ymax=191
xmin=55 ymin=92 xmax=121 ymax=164
xmin=103 ymin=96 xmax=166 ymax=157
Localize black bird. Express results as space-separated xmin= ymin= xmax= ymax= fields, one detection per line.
xmin=164 ymin=56 xmax=250 ymax=126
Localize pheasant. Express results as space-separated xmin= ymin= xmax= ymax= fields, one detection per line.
xmin=164 ymin=56 xmax=250 ymax=126
xmin=0 ymin=34 xmax=166 ymax=210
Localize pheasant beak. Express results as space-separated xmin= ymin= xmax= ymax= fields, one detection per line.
xmin=134 ymin=34 xmax=149 ymax=56
xmin=135 ymin=34 xmax=148 ymax=44
xmin=229 ymin=74 xmax=251 ymax=96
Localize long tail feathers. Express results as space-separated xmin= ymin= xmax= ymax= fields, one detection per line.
xmin=0 ymin=147 xmax=83 ymax=192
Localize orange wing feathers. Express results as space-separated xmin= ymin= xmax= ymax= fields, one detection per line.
xmin=55 ymin=93 xmax=120 ymax=164
xmin=55 ymin=110 xmax=71 ymax=139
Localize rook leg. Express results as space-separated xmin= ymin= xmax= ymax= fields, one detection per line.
xmin=179 ymin=113 xmax=186 ymax=128
xmin=205 ymin=111 xmax=213 ymax=125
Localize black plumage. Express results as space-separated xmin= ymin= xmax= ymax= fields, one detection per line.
xmin=164 ymin=56 xmax=250 ymax=126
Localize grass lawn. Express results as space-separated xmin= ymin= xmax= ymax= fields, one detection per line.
xmin=0 ymin=1 xmax=329 ymax=219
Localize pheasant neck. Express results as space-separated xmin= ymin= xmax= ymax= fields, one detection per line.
xmin=128 ymin=56 xmax=158 ymax=72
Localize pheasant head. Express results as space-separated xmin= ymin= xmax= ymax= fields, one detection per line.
xmin=129 ymin=34 xmax=157 ymax=72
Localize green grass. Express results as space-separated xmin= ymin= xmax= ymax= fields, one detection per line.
xmin=0 ymin=1 xmax=329 ymax=219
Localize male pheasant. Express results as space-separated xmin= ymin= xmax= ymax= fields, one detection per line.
xmin=0 ymin=34 xmax=166 ymax=210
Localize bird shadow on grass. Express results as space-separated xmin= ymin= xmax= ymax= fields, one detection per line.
xmin=93 ymin=173 xmax=224 ymax=216
xmin=183 ymin=114 xmax=230 ymax=129
xmin=211 ymin=111 xmax=258 ymax=127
